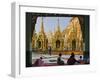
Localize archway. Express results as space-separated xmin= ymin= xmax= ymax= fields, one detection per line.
xmin=56 ymin=40 xmax=60 ymax=48
xmin=46 ymin=39 xmax=48 ymax=49
xmin=38 ymin=41 xmax=41 ymax=48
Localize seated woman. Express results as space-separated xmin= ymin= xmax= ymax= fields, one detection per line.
xmin=34 ymin=57 xmax=44 ymax=66
xmin=67 ymin=53 xmax=79 ymax=65
xmin=57 ymin=53 xmax=64 ymax=65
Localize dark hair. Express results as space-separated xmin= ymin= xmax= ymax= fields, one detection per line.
xmin=59 ymin=53 xmax=62 ymax=56
xmin=40 ymin=57 xmax=43 ymax=59
xmin=70 ymin=52 xmax=75 ymax=58
xmin=80 ymin=56 xmax=82 ymax=58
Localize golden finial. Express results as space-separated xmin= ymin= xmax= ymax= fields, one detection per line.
xmin=57 ymin=17 xmax=60 ymax=31
xmin=41 ymin=17 xmax=44 ymax=32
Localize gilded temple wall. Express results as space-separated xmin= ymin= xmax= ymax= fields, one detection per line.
xmin=32 ymin=17 xmax=84 ymax=52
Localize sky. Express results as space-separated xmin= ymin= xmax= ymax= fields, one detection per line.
xmin=35 ymin=17 xmax=72 ymax=34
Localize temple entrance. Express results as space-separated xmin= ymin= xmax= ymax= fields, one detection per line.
xmin=38 ymin=41 xmax=41 ymax=48
xmin=46 ymin=39 xmax=48 ymax=49
xmin=72 ymin=40 xmax=76 ymax=50
xmin=56 ymin=40 xmax=60 ymax=48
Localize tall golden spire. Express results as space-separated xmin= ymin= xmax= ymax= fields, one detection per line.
xmin=40 ymin=17 xmax=44 ymax=32
xmin=57 ymin=18 xmax=60 ymax=31
xmin=72 ymin=17 xmax=77 ymax=33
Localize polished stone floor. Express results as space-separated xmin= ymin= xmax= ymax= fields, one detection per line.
xmin=32 ymin=52 xmax=83 ymax=64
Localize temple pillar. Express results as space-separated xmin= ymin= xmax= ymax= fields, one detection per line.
xmin=78 ymin=16 xmax=89 ymax=61
xmin=26 ymin=13 xmax=37 ymax=67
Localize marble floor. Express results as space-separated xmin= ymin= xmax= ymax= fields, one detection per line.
xmin=32 ymin=52 xmax=83 ymax=64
